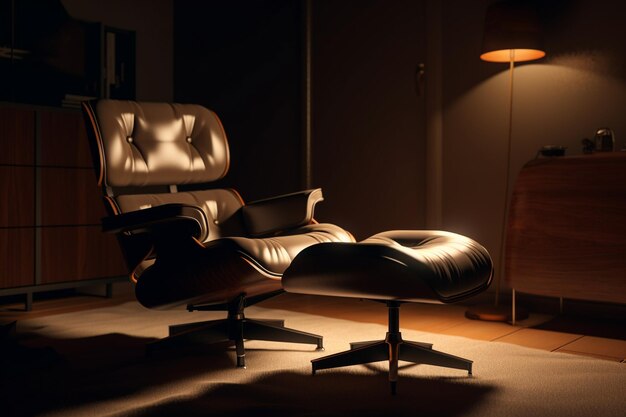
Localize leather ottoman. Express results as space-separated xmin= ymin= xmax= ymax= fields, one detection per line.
xmin=282 ymin=230 xmax=493 ymax=394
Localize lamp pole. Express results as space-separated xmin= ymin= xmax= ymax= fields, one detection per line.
xmin=495 ymin=50 xmax=515 ymax=308
xmin=465 ymin=0 xmax=545 ymax=323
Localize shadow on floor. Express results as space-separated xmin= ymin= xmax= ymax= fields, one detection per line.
xmin=2 ymin=318 xmax=496 ymax=417
xmin=128 ymin=370 xmax=497 ymax=417
xmin=1 ymin=330 xmax=235 ymax=417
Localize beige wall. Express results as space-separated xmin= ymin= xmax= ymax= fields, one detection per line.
xmin=61 ymin=0 xmax=173 ymax=102
xmin=439 ymin=0 xmax=626 ymax=290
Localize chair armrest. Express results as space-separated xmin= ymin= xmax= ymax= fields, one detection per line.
xmin=242 ymin=188 xmax=324 ymax=236
xmin=102 ymin=203 xmax=209 ymax=241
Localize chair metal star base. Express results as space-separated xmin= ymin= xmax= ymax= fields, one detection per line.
xmin=311 ymin=301 xmax=472 ymax=394
xmin=146 ymin=292 xmax=324 ymax=367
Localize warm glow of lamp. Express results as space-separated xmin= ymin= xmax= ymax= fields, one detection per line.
xmin=480 ymin=0 xmax=545 ymax=63
xmin=481 ymin=48 xmax=545 ymax=62
xmin=466 ymin=0 xmax=545 ymax=323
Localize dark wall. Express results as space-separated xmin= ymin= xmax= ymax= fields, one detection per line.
xmin=174 ymin=0 xmax=303 ymax=202
xmin=174 ymin=0 xmax=428 ymax=238
xmin=311 ymin=0 xmax=427 ymax=240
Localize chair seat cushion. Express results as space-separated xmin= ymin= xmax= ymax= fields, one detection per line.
xmin=135 ymin=222 xmax=353 ymax=309
xmin=224 ymin=223 xmax=354 ymax=275
xmin=282 ymin=230 xmax=493 ymax=303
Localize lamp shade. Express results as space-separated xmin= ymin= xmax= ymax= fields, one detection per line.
xmin=480 ymin=0 xmax=545 ymax=62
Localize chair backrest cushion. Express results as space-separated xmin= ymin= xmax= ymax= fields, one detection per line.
xmin=84 ymin=99 xmax=230 ymax=187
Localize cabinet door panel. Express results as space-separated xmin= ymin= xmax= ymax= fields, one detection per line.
xmin=40 ymin=110 xmax=93 ymax=167
xmin=0 ymin=107 xmax=35 ymax=165
xmin=40 ymin=168 xmax=105 ymax=226
xmin=41 ymin=226 xmax=127 ymax=284
xmin=0 ymin=229 xmax=35 ymax=288
xmin=0 ymin=166 xmax=35 ymax=227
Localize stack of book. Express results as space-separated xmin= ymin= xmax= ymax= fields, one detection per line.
xmin=62 ymin=94 xmax=96 ymax=109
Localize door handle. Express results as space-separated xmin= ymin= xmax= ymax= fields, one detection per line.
xmin=415 ymin=63 xmax=425 ymax=96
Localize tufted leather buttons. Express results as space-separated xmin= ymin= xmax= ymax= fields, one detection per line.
xmin=213 ymin=219 xmax=220 ymax=225
xmin=186 ymin=136 xmax=193 ymax=143
xmin=126 ymin=136 xmax=133 ymax=143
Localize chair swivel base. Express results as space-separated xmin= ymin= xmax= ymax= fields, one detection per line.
xmin=146 ymin=293 xmax=323 ymax=368
xmin=311 ymin=301 xmax=472 ymax=394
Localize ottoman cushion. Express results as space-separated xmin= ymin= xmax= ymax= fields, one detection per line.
xmin=283 ymin=230 xmax=493 ymax=303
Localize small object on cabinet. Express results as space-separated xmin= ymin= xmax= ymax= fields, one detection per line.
xmin=537 ymin=145 xmax=566 ymax=158
xmin=581 ymin=138 xmax=594 ymax=154
xmin=594 ymin=127 xmax=615 ymax=152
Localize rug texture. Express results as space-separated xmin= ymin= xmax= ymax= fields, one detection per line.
xmin=2 ymin=301 xmax=625 ymax=417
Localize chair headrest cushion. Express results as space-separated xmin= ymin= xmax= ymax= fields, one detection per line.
xmin=89 ymin=100 xmax=230 ymax=187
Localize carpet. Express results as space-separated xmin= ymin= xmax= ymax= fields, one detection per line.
xmin=2 ymin=300 xmax=625 ymax=417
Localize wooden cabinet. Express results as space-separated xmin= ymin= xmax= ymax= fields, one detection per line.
xmin=505 ymin=153 xmax=626 ymax=304
xmin=0 ymin=107 xmax=35 ymax=165
xmin=0 ymin=166 xmax=35 ymax=227
xmin=0 ymin=104 xmax=127 ymax=309
xmin=40 ymin=110 xmax=93 ymax=167
xmin=0 ymin=229 xmax=35 ymax=289
xmin=0 ymin=107 xmax=36 ymax=290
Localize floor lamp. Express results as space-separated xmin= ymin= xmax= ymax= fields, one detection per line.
xmin=466 ymin=0 xmax=545 ymax=322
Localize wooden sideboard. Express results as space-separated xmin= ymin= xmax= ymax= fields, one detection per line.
xmin=0 ymin=104 xmax=128 ymax=309
xmin=505 ymin=152 xmax=626 ymax=304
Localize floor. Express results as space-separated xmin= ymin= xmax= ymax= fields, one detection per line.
xmin=1 ymin=283 xmax=625 ymax=363
xmin=262 ymin=292 xmax=626 ymax=363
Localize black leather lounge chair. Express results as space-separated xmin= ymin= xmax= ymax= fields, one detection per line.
xmin=82 ymin=99 xmax=354 ymax=367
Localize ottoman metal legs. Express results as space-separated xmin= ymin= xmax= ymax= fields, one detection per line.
xmin=311 ymin=301 xmax=473 ymax=394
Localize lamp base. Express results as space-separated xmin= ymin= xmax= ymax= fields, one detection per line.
xmin=465 ymin=304 xmax=528 ymax=322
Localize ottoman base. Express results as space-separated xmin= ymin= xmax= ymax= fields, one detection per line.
xmin=312 ymin=301 xmax=472 ymax=395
